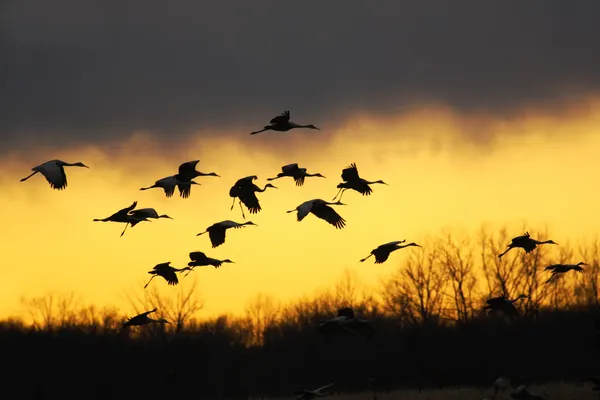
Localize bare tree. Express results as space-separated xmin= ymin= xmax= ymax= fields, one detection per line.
xmin=21 ymin=292 xmax=81 ymax=331
xmin=576 ymin=238 xmax=600 ymax=307
xmin=243 ymin=293 xmax=280 ymax=346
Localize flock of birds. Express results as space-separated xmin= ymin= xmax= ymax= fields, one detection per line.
xmin=17 ymin=110 xmax=596 ymax=399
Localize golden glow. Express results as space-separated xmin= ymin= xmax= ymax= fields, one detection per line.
xmin=2 ymin=99 xmax=600 ymax=320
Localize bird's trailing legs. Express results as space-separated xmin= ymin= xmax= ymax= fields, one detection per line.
xmin=144 ymin=275 xmax=157 ymax=289
xmin=239 ymin=201 xmax=245 ymax=220
xmin=20 ymin=171 xmax=39 ymax=182
xmin=332 ymin=188 xmax=346 ymax=202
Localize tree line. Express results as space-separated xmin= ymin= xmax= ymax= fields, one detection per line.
xmin=3 ymin=227 xmax=600 ymax=399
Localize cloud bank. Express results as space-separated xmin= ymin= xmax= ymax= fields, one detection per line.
xmin=2 ymin=0 xmax=600 ymax=153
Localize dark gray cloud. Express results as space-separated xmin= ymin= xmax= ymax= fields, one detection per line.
xmin=2 ymin=0 xmax=600 ymax=153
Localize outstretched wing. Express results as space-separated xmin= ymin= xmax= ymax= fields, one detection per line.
xmin=310 ymin=203 xmax=346 ymax=229
xmin=39 ymin=161 xmax=68 ymax=190
xmin=270 ymin=110 xmax=290 ymax=125
xmin=177 ymin=182 xmax=193 ymax=198
xmin=341 ymin=163 xmax=360 ymax=182
xmin=238 ymin=190 xmax=261 ymax=214
xmin=209 ymin=229 xmax=227 ymax=248
xmin=178 ymin=160 xmax=200 ymax=176
xmin=281 ymin=163 xmax=299 ymax=173
xmin=189 ymin=251 xmax=206 ymax=261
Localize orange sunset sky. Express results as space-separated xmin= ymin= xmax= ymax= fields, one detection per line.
xmin=2 ymin=1 xmax=600 ymax=320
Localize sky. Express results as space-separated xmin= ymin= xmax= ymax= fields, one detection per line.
xmin=1 ymin=0 xmax=600 ymax=320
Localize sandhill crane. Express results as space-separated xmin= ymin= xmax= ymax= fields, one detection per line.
xmin=287 ymin=199 xmax=346 ymax=229
xmin=510 ymin=385 xmax=547 ymax=399
xmin=122 ymin=308 xmax=170 ymax=328
xmin=20 ymin=159 xmax=89 ymax=190
xmin=293 ymin=382 xmax=336 ymax=400
xmin=318 ymin=307 xmax=375 ymax=339
xmin=229 ymin=175 xmax=277 ymax=219
xmin=267 ymin=163 xmax=325 ymax=186
xmin=140 ymin=175 xmax=196 ymax=198
xmin=184 ymin=251 xmax=234 ymax=276
xmin=93 ymin=201 xmax=146 ymax=237
xmin=483 ymin=294 xmax=529 ymax=317
xmin=498 ymin=232 xmax=558 ymax=258
xmin=332 ymin=163 xmax=387 ymax=202
xmin=174 ymin=160 xmax=220 ymax=198
xmin=360 ymin=240 xmax=422 ymax=264
xmin=144 ymin=262 xmax=191 ymax=289
xmin=545 ymin=262 xmax=586 ymax=283
xmin=197 ymin=220 xmax=257 ymax=248
xmin=250 ymin=110 xmax=319 ymax=135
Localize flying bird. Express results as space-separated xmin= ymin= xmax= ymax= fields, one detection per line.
xmin=122 ymin=308 xmax=170 ymax=328
xmin=293 ymin=382 xmax=336 ymax=400
xmin=229 ymin=175 xmax=277 ymax=219
xmin=545 ymin=262 xmax=586 ymax=283
xmin=119 ymin=207 xmax=173 ymax=237
xmin=360 ymin=240 xmax=422 ymax=264
xmin=174 ymin=160 xmax=220 ymax=198
xmin=197 ymin=220 xmax=257 ymax=248
xmin=20 ymin=159 xmax=89 ymax=190
xmin=483 ymin=294 xmax=529 ymax=317
xmin=144 ymin=262 xmax=190 ymax=289
xmin=93 ymin=201 xmax=144 ymax=236
xmin=250 ymin=110 xmax=319 ymax=135
xmin=318 ymin=307 xmax=375 ymax=339
xmin=498 ymin=232 xmax=558 ymax=258
xmin=140 ymin=175 xmax=196 ymax=198
xmin=286 ymin=199 xmax=346 ymax=229
xmin=267 ymin=163 xmax=325 ymax=186
xmin=184 ymin=251 xmax=234 ymax=276
xmin=332 ymin=163 xmax=387 ymax=202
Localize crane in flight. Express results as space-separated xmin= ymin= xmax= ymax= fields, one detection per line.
xmin=267 ymin=163 xmax=325 ymax=186
xmin=250 ymin=110 xmax=319 ymax=135
xmin=20 ymin=159 xmax=89 ymax=190
xmin=498 ymin=232 xmax=558 ymax=258
xmin=229 ymin=175 xmax=277 ymax=219
xmin=184 ymin=251 xmax=234 ymax=276
xmin=196 ymin=220 xmax=257 ymax=248
xmin=174 ymin=160 xmax=220 ymax=198
xmin=483 ymin=294 xmax=529 ymax=318
xmin=122 ymin=308 xmax=170 ymax=328
xmin=360 ymin=240 xmax=422 ymax=264
xmin=140 ymin=175 xmax=196 ymax=198
xmin=144 ymin=262 xmax=191 ymax=289
xmin=318 ymin=307 xmax=375 ymax=339
xmin=287 ymin=199 xmax=346 ymax=229
xmin=545 ymin=262 xmax=586 ymax=283
xmin=332 ymin=163 xmax=387 ymax=202
xmin=293 ymin=381 xmax=336 ymax=400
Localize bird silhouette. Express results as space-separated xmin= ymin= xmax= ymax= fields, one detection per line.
xmin=318 ymin=307 xmax=375 ymax=339
xmin=140 ymin=175 xmax=196 ymax=198
xmin=287 ymin=199 xmax=346 ymax=229
xmin=184 ymin=251 xmax=234 ymax=276
xmin=197 ymin=220 xmax=257 ymax=248
xmin=498 ymin=232 xmax=558 ymax=258
xmin=174 ymin=160 xmax=220 ymax=198
xmin=332 ymin=163 xmax=387 ymax=202
xmin=20 ymin=159 xmax=89 ymax=190
xmin=229 ymin=175 xmax=277 ymax=219
xmin=545 ymin=262 xmax=586 ymax=283
xmin=360 ymin=240 xmax=422 ymax=264
xmin=93 ymin=201 xmax=145 ymax=236
xmin=267 ymin=163 xmax=325 ymax=186
xmin=250 ymin=110 xmax=319 ymax=135
xmin=144 ymin=262 xmax=191 ymax=289
xmin=483 ymin=294 xmax=529 ymax=317
xmin=122 ymin=308 xmax=170 ymax=328
xmin=293 ymin=381 xmax=336 ymax=400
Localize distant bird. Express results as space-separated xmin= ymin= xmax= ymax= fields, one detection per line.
xmin=483 ymin=294 xmax=529 ymax=317
xmin=144 ymin=262 xmax=190 ymax=289
xmin=545 ymin=262 xmax=586 ymax=283
xmin=360 ymin=240 xmax=422 ymax=264
xmin=318 ymin=307 xmax=376 ymax=339
xmin=197 ymin=220 xmax=257 ymax=248
xmin=293 ymin=382 xmax=336 ymax=400
xmin=122 ymin=308 xmax=170 ymax=328
xmin=286 ymin=199 xmax=346 ymax=229
xmin=510 ymin=385 xmax=546 ymax=399
xmin=267 ymin=163 xmax=325 ymax=186
xmin=229 ymin=175 xmax=277 ymax=219
xmin=332 ymin=163 xmax=387 ymax=202
xmin=174 ymin=160 xmax=220 ymax=198
xmin=20 ymin=159 xmax=89 ymax=190
xmin=184 ymin=251 xmax=234 ymax=276
xmin=250 ymin=110 xmax=319 ymax=135
xmin=140 ymin=175 xmax=196 ymax=198
xmin=498 ymin=232 xmax=558 ymax=258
